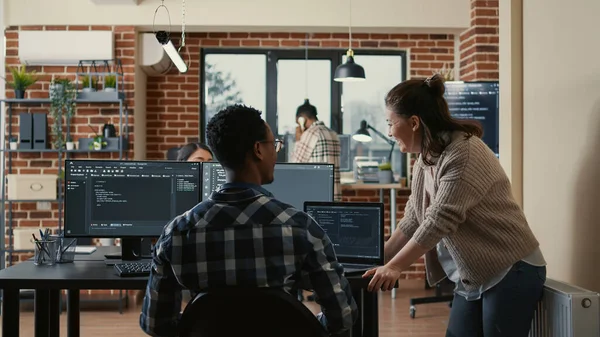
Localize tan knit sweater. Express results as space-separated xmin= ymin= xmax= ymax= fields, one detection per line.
xmin=399 ymin=132 xmax=540 ymax=292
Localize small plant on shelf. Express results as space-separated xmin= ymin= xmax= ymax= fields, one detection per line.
xmin=88 ymin=125 xmax=107 ymax=151
xmin=104 ymin=75 xmax=117 ymax=92
xmin=378 ymin=161 xmax=394 ymax=184
xmin=65 ymin=136 xmax=75 ymax=150
xmin=8 ymin=136 xmax=18 ymax=150
xmin=3 ymin=64 xmax=38 ymax=99
xmin=49 ymin=78 xmax=76 ymax=149
xmin=81 ymin=75 xmax=98 ymax=92
xmin=378 ymin=162 xmax=392 ymax=171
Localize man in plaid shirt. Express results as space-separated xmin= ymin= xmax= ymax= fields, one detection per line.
xmin=140 ymin=104 xmax=357 ymax=337
xmin=291 ymin=100 xmax=342 ymax=201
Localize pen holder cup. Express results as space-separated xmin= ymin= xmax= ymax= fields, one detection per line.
xmin=52 ymin=236 xmax=77 ymax=264
xmin=33 ymin=240 xmax=58 ymax=266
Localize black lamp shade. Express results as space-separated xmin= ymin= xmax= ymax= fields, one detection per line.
xmin=334 ymin=56 xmax=366 ymax=82
xmin=352 ymin=120 xmax=372 ymax=142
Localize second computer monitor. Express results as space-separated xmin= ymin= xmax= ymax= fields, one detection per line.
xmin=201 ymin=162 xmax=334 ymax=210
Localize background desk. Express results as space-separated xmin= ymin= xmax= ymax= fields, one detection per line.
xmin=0 ymin=247 xmax=378 ymax=337
xmin=342 ymin=183 xmax=409 ymax=299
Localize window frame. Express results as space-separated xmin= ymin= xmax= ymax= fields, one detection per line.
xmin=199 ymin=48 xmax=408 ymax=141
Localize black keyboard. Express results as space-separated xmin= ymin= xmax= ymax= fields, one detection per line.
xmin=114 ymin=261 xmax=152 ymax=277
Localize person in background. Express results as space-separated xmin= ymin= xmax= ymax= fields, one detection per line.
xmin=363 ymin=74 xmax=546 ymax=337
xmin=291 ymin=100 xmax=342 ymax=201
xmin=140 ymin=104 xmax=357 ymax=337
xmin=176 ymin=142 xmax=213 ymax=162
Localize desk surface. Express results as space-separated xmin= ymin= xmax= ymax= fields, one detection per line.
xmin=0 ymin=247 xmax=370 ymax=290
xmin=341 ymin=183 xmax=408 ymax=190
xmin=0 ymin=247 xmax=148 ymax=289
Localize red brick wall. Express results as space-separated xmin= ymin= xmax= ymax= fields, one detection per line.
xmin=459 ymin=0 xmax=499 ymax=80
xmin=145 ymin=32 xmax=456 ymax=280
xmin=2 ymin=17 xmax=499 ymax=287
xmin=3 ymin=25 xmax=136 ymax=269
xmin=145 ymin=32 xmax=457 ymax=160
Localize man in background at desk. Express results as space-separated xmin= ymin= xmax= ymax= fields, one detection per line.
xmin=291 ymin=100 xmax=342 ymax=201
xmin=139 ymin=104 xmax=357 ymax=337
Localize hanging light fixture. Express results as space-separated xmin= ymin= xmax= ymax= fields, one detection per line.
xmin=297 ymin=33 xmax=316 ymax=114
xmin=156 ymin=31 xmax=187 ymax=73
xmin=334 ymin=0 xmax=365 ymax=82
xmin=153 ymin=0 xmax=189 ymax=73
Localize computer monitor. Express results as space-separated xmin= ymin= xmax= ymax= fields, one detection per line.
xmin=64 ymin=160 xmax=202 ymax=260
xmin=445 ymin=81 xmax=500 ymax=157
xmin=338 ymin=134 xmax=352 ymax=172
xmin=304 ymin=202 xmax=384 ymax=265
xmin=201 ymin=162 xmax=334 ymax=210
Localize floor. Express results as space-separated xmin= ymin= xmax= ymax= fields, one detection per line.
xmin=0 ymin=280 xmax=450 ymax=336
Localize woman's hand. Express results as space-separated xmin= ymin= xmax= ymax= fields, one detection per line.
xmin=362 ymin=264 xmax=403 ymax=292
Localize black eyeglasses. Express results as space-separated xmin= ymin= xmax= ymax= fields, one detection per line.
xmin=258 ymin=139 xmax=284 ymax=153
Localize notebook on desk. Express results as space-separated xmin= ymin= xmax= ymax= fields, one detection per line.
xmin=304 ymin=202 xmax=385 ymax=275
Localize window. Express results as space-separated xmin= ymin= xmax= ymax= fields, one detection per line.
xmin=203 ymin=53 xmax=267 ymax=129
xmin=342 ymin=54 xmax=406 ymax=176
xmin=200 ymin=49 xmax=407 ymax=177
xmin=277 ymin=59 xmax=332 ymax=136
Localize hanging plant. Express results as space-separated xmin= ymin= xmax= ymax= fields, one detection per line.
xmin=49 ymin=78 xmax=76 ymax=149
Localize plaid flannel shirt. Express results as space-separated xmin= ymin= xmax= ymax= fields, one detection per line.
xmin=139 ymin=184 xmax=357 ymax=337
xmin=291 ymin=121 xmax=342 ymax=201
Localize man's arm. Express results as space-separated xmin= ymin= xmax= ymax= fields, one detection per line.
xmin=300 ymin=217 xmax=358 ymax=335
xmin=139 ymin=223 xmax=183 ymax=337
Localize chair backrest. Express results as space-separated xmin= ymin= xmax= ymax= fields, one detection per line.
xmin=178 ymin=287 xmax=329 ymax=337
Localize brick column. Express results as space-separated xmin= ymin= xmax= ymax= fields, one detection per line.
xmin=459 ymin=0 xmax=499 ymax=80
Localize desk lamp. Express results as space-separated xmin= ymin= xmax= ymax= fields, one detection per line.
xmin=352 ymin=120 xmax=396 ymax=162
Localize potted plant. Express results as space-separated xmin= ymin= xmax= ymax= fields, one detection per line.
xmin=9 ymin=136 xmax=18 ymax=150
xmin=65 ymin=136 xmax=75 ymax=150
xmin=104 ymin=75 xmax=116 ymax=92
xmin=4 ymin=65 xmax=38 ymax=99
xmin=81 ymin=75 xmax=97 ymax=92
xmin=378 ymin=161 xmax=393 ymax=184
xmin=90 ymin=135 xmax=107 ymax=150
xmin=49 ymin=78 xmax=76 ymax=149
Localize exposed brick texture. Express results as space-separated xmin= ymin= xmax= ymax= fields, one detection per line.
xmin=3 ymin=26 xmax=136 ymax=273
xmin=3 ymin=14 xmax=499 ymax=291
xmin=459 ymin=0 xmax=500 ymax=80
xmin=145 ymin=32 xmax=457 ymax=160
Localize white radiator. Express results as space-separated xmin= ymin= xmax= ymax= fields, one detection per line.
xmin=530 ymin=278 xmax=600 ymax=337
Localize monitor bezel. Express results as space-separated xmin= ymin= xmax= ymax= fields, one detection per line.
xmin=63 ymin=159 xmax=202 ymax=239
xmin=303 ymin=201 xmax=385 ymax=265
xmin=200 ymin=162 xmax=336 ymax=203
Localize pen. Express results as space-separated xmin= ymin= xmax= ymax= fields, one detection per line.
xmin=60 ymin=239 xmax=75 ymax=255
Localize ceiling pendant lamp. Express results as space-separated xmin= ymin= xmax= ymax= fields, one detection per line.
xmin=334 ymin=0 xmax=365 ymax=82
xmin=298 ymin=33 xmax=317 ymax=113
xmin=153 ymin=0 xmax=189 ymax=74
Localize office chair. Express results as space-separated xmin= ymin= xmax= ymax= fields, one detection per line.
xmin=178 ymin=287 xmax=329 ymax=337
xmin=409 ymin=278 xmax=454 ymax=318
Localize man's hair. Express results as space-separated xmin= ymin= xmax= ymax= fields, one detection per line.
xmin=295 ymin=99 xmax=318 ymax=119
xmin=206 ymin=104 xmax=267 ymax=170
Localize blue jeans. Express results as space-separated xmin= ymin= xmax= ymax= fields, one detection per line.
xmin=446 ymin=261 xmax=546 ymax=337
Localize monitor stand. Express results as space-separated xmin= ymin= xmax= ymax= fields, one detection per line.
xmin=104 ymin=237 xmax=144 ymax=262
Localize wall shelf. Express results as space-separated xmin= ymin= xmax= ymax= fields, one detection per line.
xmin=0 ymin=92 xmax=129 ymax=269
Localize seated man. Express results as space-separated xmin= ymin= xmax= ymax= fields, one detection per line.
xmin=139 ymin=104 xmax=358 ymax=336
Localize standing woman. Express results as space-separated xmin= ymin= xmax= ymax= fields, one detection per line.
xmin=363 ymin=74 xmax=546 ymax=337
